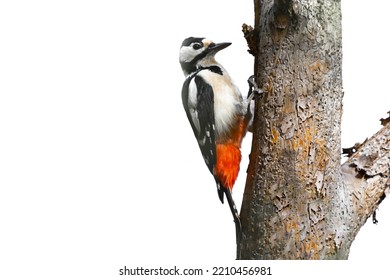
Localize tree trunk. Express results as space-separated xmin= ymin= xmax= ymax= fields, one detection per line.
xmin=239 ymin=0 xmax=390 ymax=259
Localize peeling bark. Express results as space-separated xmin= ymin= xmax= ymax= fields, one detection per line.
xmin=342 ymin=123 xmax=390 ymax=233
xmin=239 ymin=0 xmax=390 ymax=260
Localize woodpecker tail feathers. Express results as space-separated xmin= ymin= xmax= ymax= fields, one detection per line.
xmin=217 ymin=184 xmax=225 ymax=204
xmin=224 ymin=187 xmax=242 ymax=260
xmin=224 ymin=188 xmax=241 ymax=228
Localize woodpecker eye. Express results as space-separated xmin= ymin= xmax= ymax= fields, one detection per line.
xmin=192 ymin=43 xmax=203 ymax=50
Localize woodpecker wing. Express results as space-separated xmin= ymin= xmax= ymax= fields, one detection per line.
xmin=182 ymin=73 xmax=216 ymax=174
xmin=193 ymin=75 xmax=216 ymax=173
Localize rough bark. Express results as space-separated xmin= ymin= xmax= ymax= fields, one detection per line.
xmin=239 ymin=0 xmax=390 ymax=259
xmin=342 ymin=124 xmax=390 ymax=238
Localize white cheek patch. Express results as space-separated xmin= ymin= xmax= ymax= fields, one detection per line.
xmin=179 ymin=39 xmax=214 ymax=64
xmin=179 ymin=46 xmax=203 ymax=63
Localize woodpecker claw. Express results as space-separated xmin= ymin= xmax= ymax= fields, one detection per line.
xmin=247 ymin=75 xmax=263 ymax=99
xmin=244 ymin=75 xmax=262 ymax=133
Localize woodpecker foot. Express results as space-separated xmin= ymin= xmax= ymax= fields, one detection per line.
xmin=244 ymin=75 xmax=262 ymax=133
xmin=247 ymin=75 xmax=263 ymax=100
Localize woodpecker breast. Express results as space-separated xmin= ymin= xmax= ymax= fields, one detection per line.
xmin=192 ymin=66 xmax=243 ymax=139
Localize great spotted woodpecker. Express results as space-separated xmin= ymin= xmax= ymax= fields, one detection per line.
xmin=179 ymin=37 xmax=256 ymax=252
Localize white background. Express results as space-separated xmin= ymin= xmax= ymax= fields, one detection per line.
xmin=0 ymin=1 xmax=389 ymax=279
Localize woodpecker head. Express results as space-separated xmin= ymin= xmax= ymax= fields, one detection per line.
xmin=179 ymin=37 xmax=231 ymax=76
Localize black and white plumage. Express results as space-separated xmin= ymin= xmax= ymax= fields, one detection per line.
xmin=179 ymin=37 xmax=247 ymax=179
xmin=179 ymin=37 xmax=254 ymax=259
xmin=181 ymin=72 xmax=216 ymax=174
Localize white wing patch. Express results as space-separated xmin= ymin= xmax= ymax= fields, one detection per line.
xmin=188 ymin=78 xmax=200 ymax=134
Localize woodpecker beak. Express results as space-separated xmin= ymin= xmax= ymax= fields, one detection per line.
xmin=207 ymin=42 xmax=231 ymax=53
